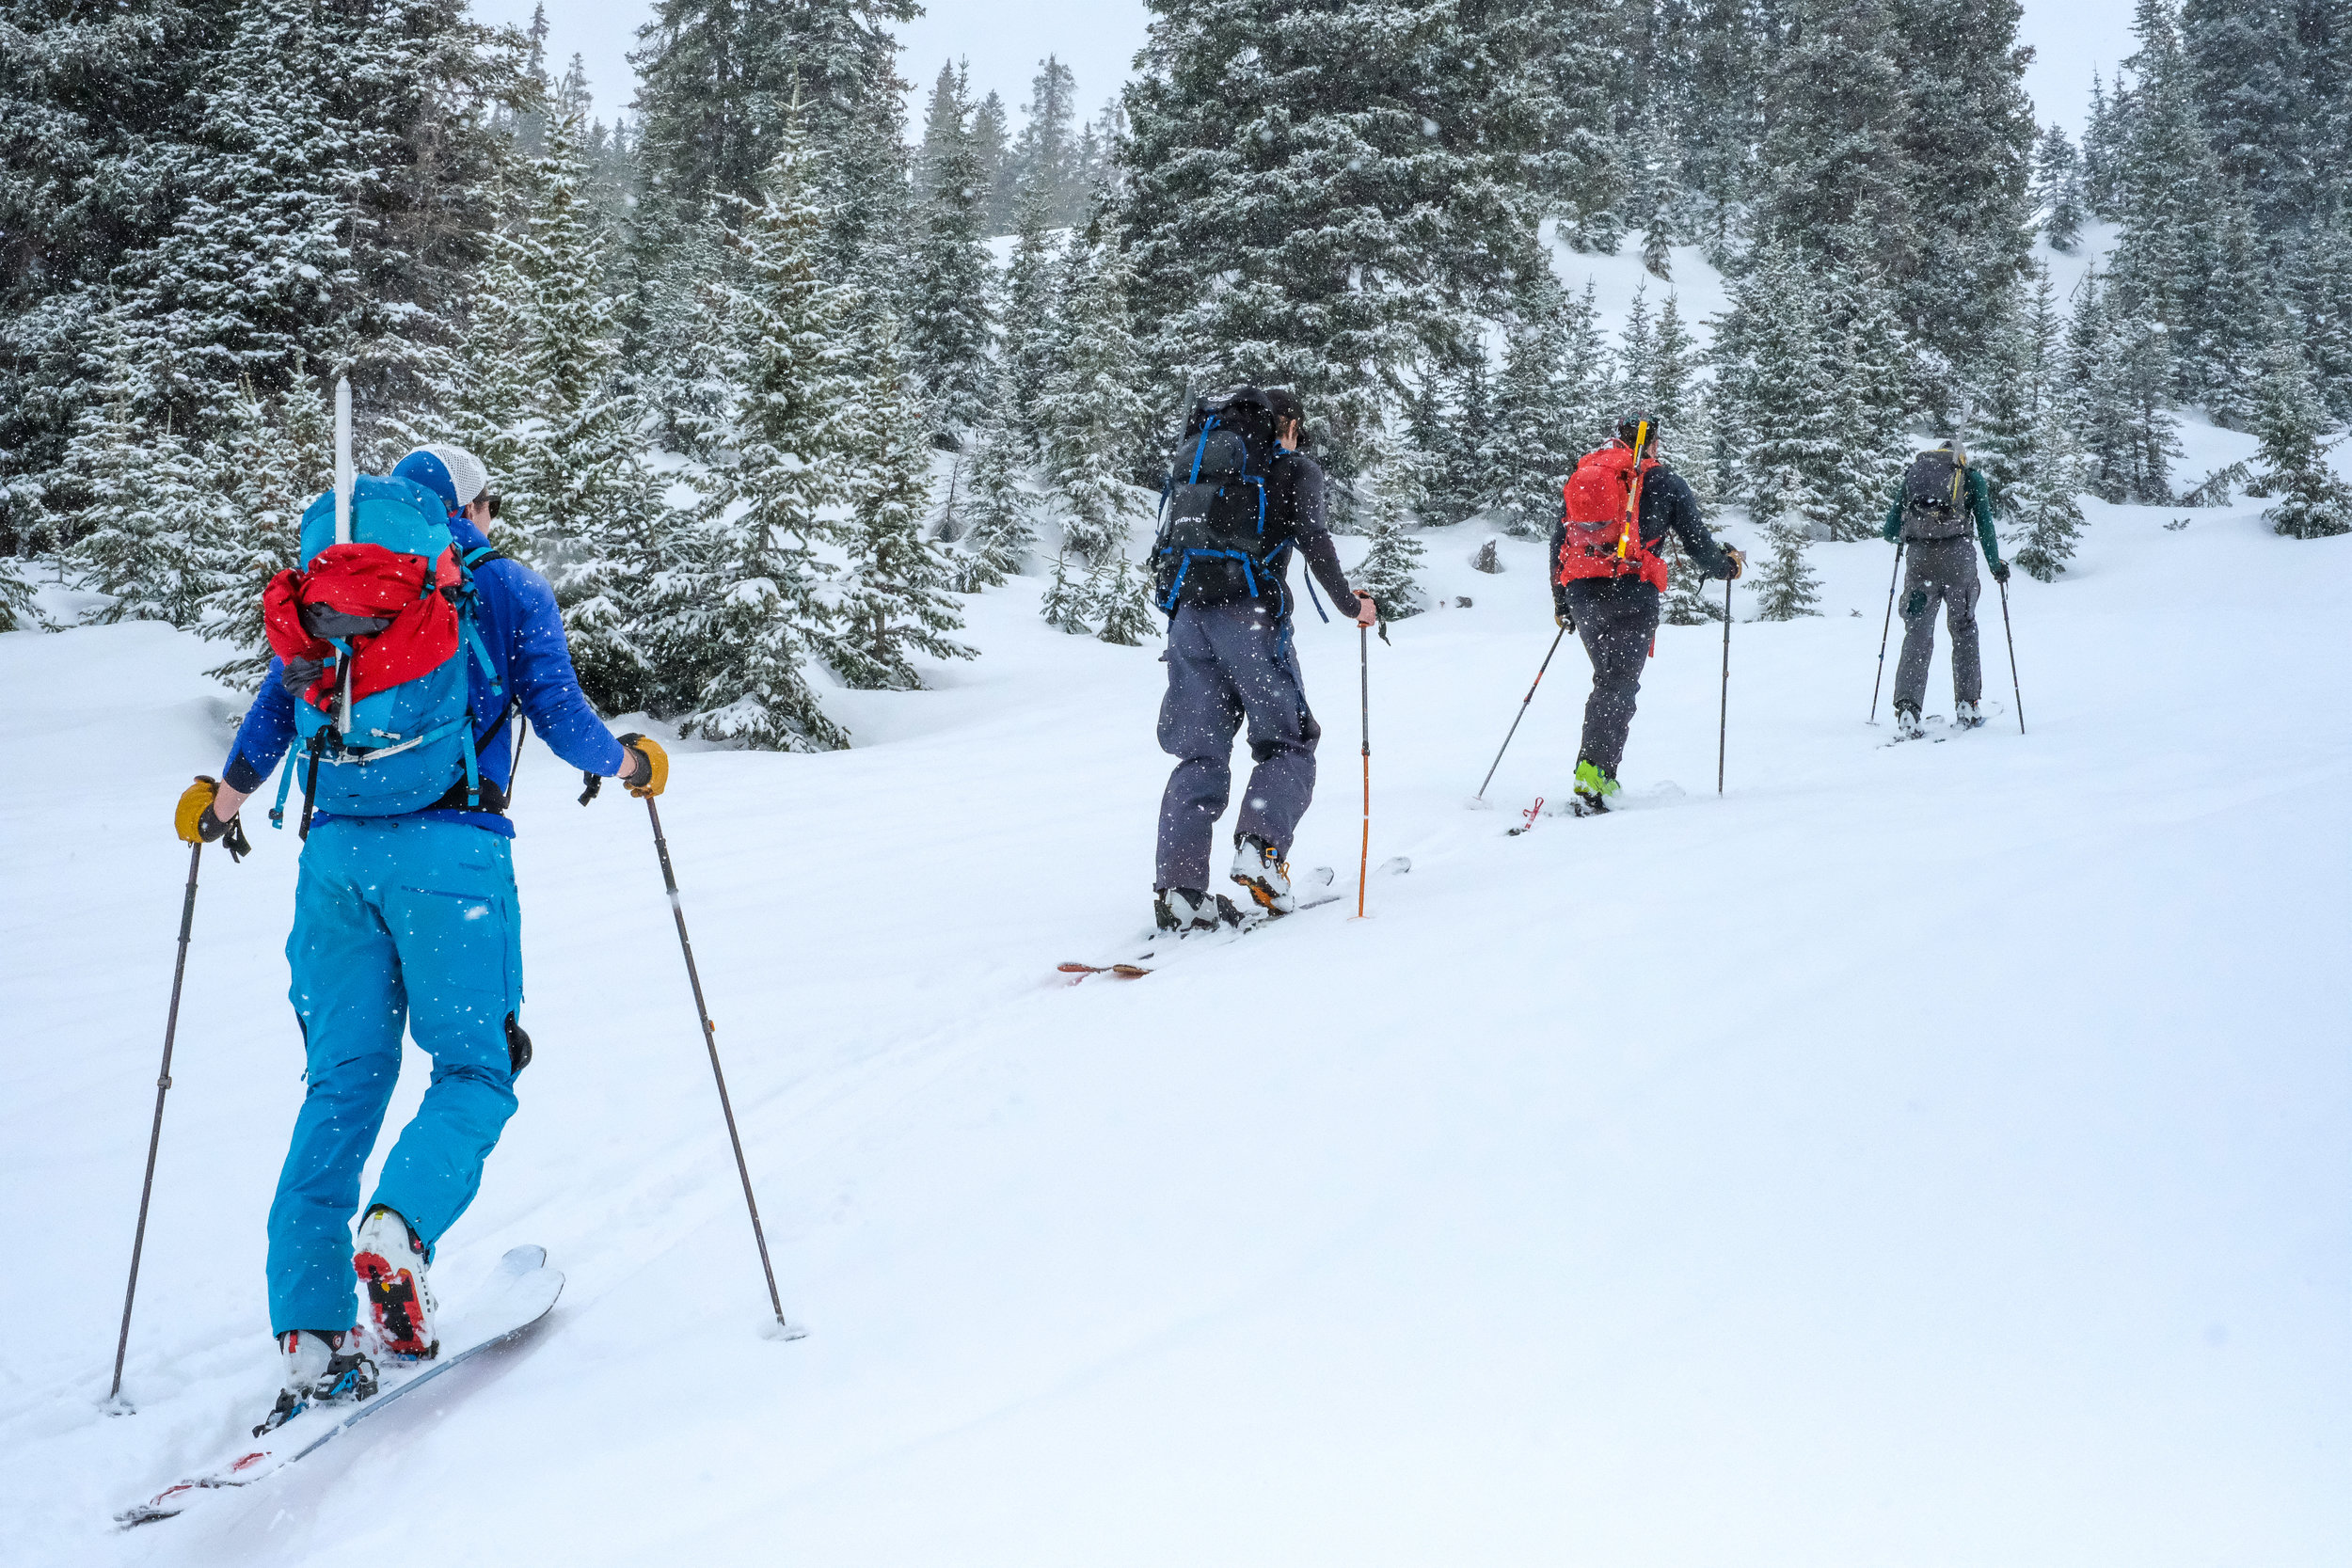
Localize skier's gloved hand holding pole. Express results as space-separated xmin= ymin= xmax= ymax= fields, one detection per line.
xmin=1351 ymin=589 xmax=1377 ymax=630
xmin=616 ymin=733 xmax=668 ymax=798
xmin=1722 ymin=546 xmax=1747 ymax=581
xmin=173 ymin=776 xmax=251 ymax=862
xmin=1991 ymin=559 xmax=2010 ymax=584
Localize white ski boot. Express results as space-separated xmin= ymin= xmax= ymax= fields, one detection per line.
xmin=1229 ymin=833 xmax=1295 ymax=915
xmin=1155 ymin=886 xmax=1242 ymax=934
xmin=353 ymin=1205 xmax=438 ymax=1361
xmin=1953 ymin=700 xmax=1986 ymax=729
xmin=1892 ymin=704 xmax=1926 ymax=741
xmin=253 ymin=1327 xmax=377 ymax=1435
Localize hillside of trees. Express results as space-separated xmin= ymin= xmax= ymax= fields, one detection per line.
xmin=2 ymin=0 xmax=2344 ymax=742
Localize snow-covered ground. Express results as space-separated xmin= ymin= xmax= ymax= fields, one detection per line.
xmin=3 ymin=478 xmax=2346 ymax=1566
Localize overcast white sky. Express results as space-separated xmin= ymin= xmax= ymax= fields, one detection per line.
xmin=477 ymin=0 xmax=2135 ymax=140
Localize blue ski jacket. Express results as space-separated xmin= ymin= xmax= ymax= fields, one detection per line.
xmin=220 ymin=515 xmax=627 ymax=838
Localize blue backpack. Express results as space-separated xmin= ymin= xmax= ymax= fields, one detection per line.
xmin=268 ymin=475 xmax=503 ymax=833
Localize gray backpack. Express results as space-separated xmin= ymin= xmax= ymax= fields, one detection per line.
xmin=1899 ymin=448 xmax=1973 ymax=541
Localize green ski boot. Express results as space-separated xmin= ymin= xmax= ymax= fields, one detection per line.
xmin=1571 ymin=759 xmax=1621 ymax=816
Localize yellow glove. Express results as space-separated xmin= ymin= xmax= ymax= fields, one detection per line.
xmin=616 ymin=733 xmax=668 ymax=799
xmin=174 ymin=776 xmax=252 ymax=859
xmin=176 ymin=777 xmax=223 ymax=844
xmin=1723 ymin=546 xmax=1747 ymax=581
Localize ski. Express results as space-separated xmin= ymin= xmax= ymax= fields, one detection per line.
xmin=1061 ymin=876 xmax=1345 ymax=982
xmin=117 ymin=1245 xmax=563 ymax=1528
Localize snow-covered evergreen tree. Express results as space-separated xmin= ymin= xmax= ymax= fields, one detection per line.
xmin=1036 ymin=227 xmax=1150 ymax=568
xmin=908 ymin=62 xmax=996 ymax=449
xmin=1092 ymin=554 xmax=1158 ymax=646
xmin=2071 ymin=265 xmax=2182 ymax=503
xmin=2255 ymin=344 xmax=2352 ymax=540
xmin=1122 ymin=0 xmax=1584 ymax=464
xmin=63 ymin=363 xmax=230 ymax=629
xmin=1491 ymin=276 xmax=1611 ymax=538
xmin=1039 ymin=551 xmax=1091 ymax=634
xmin=952 ymin=388 xmax=1038 ymax=592
xmin=1011 ymin=55 xmax=1086 ymax=227
xmin=197 ymin=370 xmax=331 ymax=687
xmin=1979 ymin=272 xmax=2090 ymax=581
xmin=682 ymin=123 xmax=856 ymax=752
xmin=998 ymin=179 xmax=1066 ymax=459
xmin=2031 ymin=124 xmax=2089 ymax=251
xmin=1352 ymin=422 xmax=1428 ymax=619
xmin=830 ymin=320 xmax=975 ymax=688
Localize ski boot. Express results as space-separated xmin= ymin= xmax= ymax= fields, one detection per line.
xmin=1570 ymin=759 xmax=1620 ymax=816
xmin=1953 ymin=700 xmax=1986 ymax=730
xmin=353 ymin=1205 xmax=438 ymax=1362
xmin=1892 ymin=703 xmax=1925 ymax=741
xmin=253 ymin=1328 xmax=377 ymax=1436
xmin=1155 ymin=886 xmax=1242 ymax=934
xmin=1229 ymin=832 xmax=1295 ymax=915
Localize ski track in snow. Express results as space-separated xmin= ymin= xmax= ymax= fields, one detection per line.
xmin=2 ymin=463 xmax=2347 ymax=1566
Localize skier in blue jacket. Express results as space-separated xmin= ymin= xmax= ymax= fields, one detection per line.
xmin=175 ymin=444 xmax=663 ymax=1433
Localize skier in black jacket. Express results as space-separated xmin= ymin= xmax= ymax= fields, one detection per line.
xmin=1549 ymin=412 xmax=1743 ymax=814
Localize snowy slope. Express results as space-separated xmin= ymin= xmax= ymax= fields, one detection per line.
xmin=2 ymin=490 xmax=2347 ymax=1566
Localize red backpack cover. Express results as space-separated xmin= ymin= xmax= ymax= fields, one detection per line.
xmin=1557 ymin=444 xmax=1668 ymax=592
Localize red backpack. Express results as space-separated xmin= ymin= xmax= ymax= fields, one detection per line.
xmin=1557 ymin=444 xmax=1668 ymax=592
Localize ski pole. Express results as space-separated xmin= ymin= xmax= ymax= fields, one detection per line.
xmin=1998 ymin=578 xmax=2025 ymax=734
xmin=642 ymin=797 xmax=803 ymax=1340
xmin=1357 ymin=625 xmax=1372 ymax=918
xmin=1869 ymin=541 xmax=1905 ymax=722
xmin=1475 ymin=625 xmax=1568 ymax=800
xmin=110 ymin=841 xmax=203 ymax=1405
xmin=1718 ymin=576 xmax=1732 ymax=794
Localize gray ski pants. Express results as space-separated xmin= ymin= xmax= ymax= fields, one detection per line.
xmin=1155 ymin=602 xmax=1321 ymax=891
xmin=1561 ymin=578 xmax=1661 ymax=781
xmin=1894 ymin=538 xmax=1982 ymax=712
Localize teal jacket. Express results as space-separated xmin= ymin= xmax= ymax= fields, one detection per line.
xmin=1882 ymin=464 xmax=2002 ymax=567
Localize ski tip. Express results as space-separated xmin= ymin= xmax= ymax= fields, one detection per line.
xmin=495 ymin=1244 xmax=547 ymax=1275
xmin=1378 ymin=856 xmax=1411 ymax=875
xmin=1111 ymin=963 xmax=1152 ymax=977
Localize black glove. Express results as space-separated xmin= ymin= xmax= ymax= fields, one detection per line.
xmin=1992 ymin=560 xmax=2010 ymax=584
xmin=1723 ymin=546 xmax=1747 ymax=582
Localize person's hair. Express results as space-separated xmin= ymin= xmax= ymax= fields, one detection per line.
xmin=1264 ymin=388 xmax=1304 ymax=431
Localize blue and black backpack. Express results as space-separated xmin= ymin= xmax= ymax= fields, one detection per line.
xmin=1151 ymin=388 xmax=1311 ymax=615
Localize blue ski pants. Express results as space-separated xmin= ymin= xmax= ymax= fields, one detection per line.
xmin=1155 ymin=601 xmax=1321 ymax=891
xmin=267 ymin=816 xmax=522 ymax=1334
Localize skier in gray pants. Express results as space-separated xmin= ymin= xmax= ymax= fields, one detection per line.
xmin=1152 ymin=388 xmax=1376 ymax=931
xmin=1882 ymin=439 xmax=2010 ymax=738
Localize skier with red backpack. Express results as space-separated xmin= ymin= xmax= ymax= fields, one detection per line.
xmin=171 ymin=442 xmax=662 ymax=1434
xmin=1549 ymin=412 xmax=1744 ymax=814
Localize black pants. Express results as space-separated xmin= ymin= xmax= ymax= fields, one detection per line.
xmin=1562 ymin=577 xmax=1661 ymax=781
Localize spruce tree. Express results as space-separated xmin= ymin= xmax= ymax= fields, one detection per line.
xmin=1036 ymin=227 xmax=1151 ymax=569
xmin=1123 ymin=0 xmax=1581 ymax=464
xmin=1490 ymin=276 xmax=1607 ymax=538
xmin=1012 ymin=56 xmax=1084 ymax=226
xmin=683 ymin=121 xmax=856 ymax=752
xmin=952 ymin=382 xmax=1038 ymax=591
xmin=830 ymin=319 xmax=976 ymax=688
xmin=998 ymin=178 xmax=1066 ymax=458
xmin=2071 ymin=265 xmax=2183 ymax=503
xmin=1039 ymin=551 xmax=1091 ymax=634
xmin=1888 ymin=0 xmax=2037 ymax=363
xmin=198 ymin=370 xmax=330 ymax=687
xmin=1092 ymin=554 xmax=1159 ymax=646
xmin=63 ymin=369 xmax=230 ymax=629
xmin=2255 ymin=344 xmax=2352 ymax=539
xmin=1352 ymin=422 xmax=1428 ymax=619
xmin=908 ymin=62 xmax=997 ymax=450
xmin=1979 ymin=271 xmax=2090 ymax=580
xmin=2031 ymin=125 xmax=2089 ymax=252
